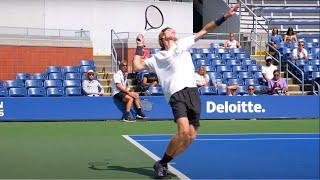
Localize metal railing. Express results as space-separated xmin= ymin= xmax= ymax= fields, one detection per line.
xmin=313 ymin=81 xmax=320 ymax=95
xmin=0 ymin=26 xmax=90 ymax=40
xmin=286 ymin=60 xmax=305 ymax=95
xmin=111 ymin=29 xmax=129 ymax=72
xmin=266 ymin=43 xmax=282 ymax=73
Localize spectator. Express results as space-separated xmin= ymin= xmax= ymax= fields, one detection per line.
xmin=142 ymin=72 xmax=159 ymax=91
xmin=292 ymin=41 xmax=308 ymax=62
xmin=268 ymin=27 xmax=283 ymax=59
xmin=243 ymin=85 xmax=256 ymax=96
xmin=82 ymin=70 xmax=104 ymax=96
xmin=227 ymin=83 xmax=239 ymax=96
xmin=262 ymin=56 xmax=278 ymax=85
xmin=284 ymin=27 xmax=297 ymax=43
xmin=112 ymin=61 xmax=146 ymax=122
xmin=224 ymin=33 xmax=241 ymax=48
xmin=195 ymin=66 xmax=209 ymax=87
xmin=268 ymin=70 xmax=289 ymax=95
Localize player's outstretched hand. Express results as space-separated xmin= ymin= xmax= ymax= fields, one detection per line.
xmin=225 ymin=4 xmax=238 ymax=18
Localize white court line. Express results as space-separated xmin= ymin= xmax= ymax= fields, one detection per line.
xmin=130 ymin=132 xmax=320 ymax=137
xmin=122 ymin=135 xmax=190 ymax=180
xmin=135 ymin=137 xmax=320 ymax=142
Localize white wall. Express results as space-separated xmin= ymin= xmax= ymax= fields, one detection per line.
xmin=0 ymin=0 xmax=193 ymax=54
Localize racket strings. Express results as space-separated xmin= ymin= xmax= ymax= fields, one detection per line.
xmin=145 ymin=6 xmax=164 ymax=29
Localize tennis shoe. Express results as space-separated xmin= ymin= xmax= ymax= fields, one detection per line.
xmin=153 ymin=161 xmax=170 ymax=179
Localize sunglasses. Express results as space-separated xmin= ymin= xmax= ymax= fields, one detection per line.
xmin=249 ymin=88 xmax=254 ymax=90
xmin=274 ymin=74 xmax=280 ymax=76
xmin=298 ymin=44 xmax=304 ymax=46
xmin=88 ymin=73 xmax=94 ymax=76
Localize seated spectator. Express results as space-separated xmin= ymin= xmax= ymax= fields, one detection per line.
xmin=268 ymin=27 xmax=283 ymax=59
xmin=142 ymin=72 xmax=159 ymax=91
xmin=243 ymin=85 xmax=256 ymax=96
xmin=284 ymin=27 xmax=297 ymax=43
xmin=112 ymin=61 xmax=146 ymax=122
xmin=262 ymin=56 xmax=278 ymax=85
xmin=224 ymin=33 xmax=241 ymax=48
xmin=292 ymin=41 xmax=308 ymax=62
xmin=267 ymin=70 xmax=289 ymax=96
xmin=195 ymin=66 xmax=209 ymax=87
xmin=227 ymin=83 xmax=240 ymax=96
xmin=82 ymin=70 xmax=104 ymax=96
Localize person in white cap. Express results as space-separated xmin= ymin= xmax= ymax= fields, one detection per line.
xmin=262 ymin=56 xmax=278 ymax=85
xmin=82 ymin=70 xmax=104 ymax=96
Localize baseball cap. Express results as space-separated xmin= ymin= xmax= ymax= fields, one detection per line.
xmin=266 ymin=56 xmax=272 ymax=61
xmin=87 ymin=69 xmax=95 ymax=73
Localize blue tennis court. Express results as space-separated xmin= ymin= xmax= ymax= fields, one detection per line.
xmin=125 ymin=133 xmax=320 ymax=179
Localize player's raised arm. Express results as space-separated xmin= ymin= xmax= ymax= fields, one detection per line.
xmin=133 ymin=34 xmax=148 ymax=72
xmin=195 ymin=4 xmax=238 ymax=41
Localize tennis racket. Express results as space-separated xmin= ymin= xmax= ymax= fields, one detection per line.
xmin=137 ymin=5 xmax=164 ymax=42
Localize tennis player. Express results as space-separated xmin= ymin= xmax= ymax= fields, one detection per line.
xmin=133 ymin=4 xmax=238 ymax=178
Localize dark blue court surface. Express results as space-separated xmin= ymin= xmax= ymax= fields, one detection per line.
xmin=128 ymin=133 xmax=320 ymax=179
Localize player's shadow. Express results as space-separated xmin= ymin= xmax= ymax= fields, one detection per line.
xmin=88 ymin=162 xmax=154 ymax=178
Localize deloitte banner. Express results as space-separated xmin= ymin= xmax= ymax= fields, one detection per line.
xmin=0 ymin=96 xmax=319 ymax=121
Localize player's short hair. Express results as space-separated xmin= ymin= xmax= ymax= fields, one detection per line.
xmin=158 ymin=27 xmax=171 ymax=50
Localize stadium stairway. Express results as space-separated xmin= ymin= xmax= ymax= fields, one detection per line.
xmin=93 ymin=55 xmax=113 ymax=96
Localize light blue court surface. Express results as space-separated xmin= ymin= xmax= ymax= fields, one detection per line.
xmin=126 ymin=133 xmax=320 ymax=179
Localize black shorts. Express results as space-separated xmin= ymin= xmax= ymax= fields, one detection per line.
xmin=114 ymin=92 xmax=127 ymax=101
xmin=169 ymin=87 xmax=201 ymax=128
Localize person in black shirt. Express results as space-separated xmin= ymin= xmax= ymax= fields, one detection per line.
xmin=141 ymin=72 xmax=159 ymax=92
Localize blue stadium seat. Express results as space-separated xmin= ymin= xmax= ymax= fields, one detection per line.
xmin=199 ymin=86 xmax=217 ymax=95
xmin=65 ymin=72 xmax=81 ymax=80
xmin=247 ymin=65 xmax=261 ymax=73
xmin=79 ymin=60 xmax=95 ymax=67
xmin=65 ymin=87 xmax=82 ymax=96
xmin=206 ymin=53 xmax=218 ymax=60
xmin=25 ymin=80 xmax=43 ymax=88
xmin=46 ymin=87 xmax=64 ymax=97
xmin=211 ymin=60 xmax=224 ymax=66
xmin=207 ymin=72 xmax=222 ymax=82
xmin=28 ymin=88 xmax=46 ymax=97
xmin=222 ymin=72 xmax=237 ymax=81
xmin=245 ymin=78 xmax=259 ymax=86
xmin=236 ymin=53 xmax=246 ymax=60
xmin=44 ymin=80 xmax=63 ymax=88
xmin=306 ymin=42 xmax=314 ymax=53
xmin=227 ymin=78 xmax=243 ymax=86
xmin=238 ymin=72 xmax=253 ymax=79
xmin=8 ymin=88 xmax=27 ymax=97
xmin=189 ymin=48 xmax=197 ymax=54
xmin=46 ymin=66 xmax=61 ymax=73
xmin=312 ymin=71 xmax=320 ymax=80
xmin=30 ymin=73 xmax=47 ymax=81
xmin=79 ymin=66 xmax=96 ymax=73
xmin=148 ymin=86 xmax=164 ymax=96
xmin=242 ymin=59 xmax=256 ymax=66
xmin=254 ymin=85 xmax=267 ymax=93
xmin=296 ymin=60 xmax=307 ymax=68
xmin=226 ymin=59 xmax=240 ymax=66
xmin=48 ymin=72 xmax=64 ymax=80
xmin=217 ymin=65 xmax=232 ymax=73
xmin=0 ymin=87 xmax=8 ymax=97
xmin=63 ymin=80 xmax=81 ymax=88
xmin=199 ymin=48 xmax=211 ymax=54
xmin=254 ymin=72 xmax=263 ymax=81
xmin=217 ymin=48 xmax=228 ymax=55
xmin=63 ymin=66 xmax=79 ymax=73
xmin=310 ymin=59 xmax=320 ymax=66
xmin=196 ymin=59 xmax=211 ymax=66
xmin=311 ymin=48 xmax=320 ymax=58
xmin=5 ymin=80 xmax=24 ymax=88
xmin=221 ymin=53 xmax=232 ymax=60
xmin=236 ymin=86 xmax=246 ymax=95
xmin=16 ymin=73 xmax=30 ymax=81
xmin=232 ymin=65 xmax=246 ymax=73
xmin=217 ymin=85 xmax=227 ymax=95
xmin=192 ymin=53 xmax=204 ymax=60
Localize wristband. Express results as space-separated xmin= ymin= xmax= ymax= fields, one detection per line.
xmin=135 ymin=46 xmax=144 ymax=56
xmin=215 ymin=15 xmax=226 ymax=26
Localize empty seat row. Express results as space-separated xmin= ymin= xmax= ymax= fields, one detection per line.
xmin=2 ymin=80 xmax=82 ymax=89
xmin=198 ymin=85 xmax=268 ymax=95
xmin=0 ymin=87 xmax=82 ymax=97
xmin=16 ymin=72 xmax=96 ymax=81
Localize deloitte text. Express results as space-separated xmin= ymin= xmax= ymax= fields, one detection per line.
xmin=0 ymin=101 xmax=4 ymax=117
xmin=206 ymin=101 xmax=266 ymax=113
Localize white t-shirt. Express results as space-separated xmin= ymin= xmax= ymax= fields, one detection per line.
xmin=225 ymin=40 xmax=238 ymax=48
xmin=262 ymin=64 xmax=277 ymax=80
xmin=195 ymin=73 xmax=209 ymax=86
xmin=112 ymin=70 xmax=127 ymax=96
xmin=292 ymin=48 xmax=308 ymax=59
xmin=82 ymin=80 xmax=104 ymax=96
xmin=144 ymin=35 xmax=197 ymax=102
